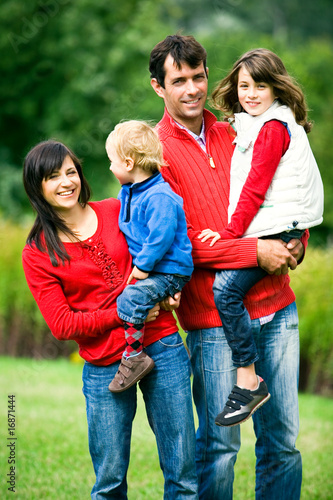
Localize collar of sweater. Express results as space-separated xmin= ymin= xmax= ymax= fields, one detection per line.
xmin=157 ymin=108 xmax=217 ymax=139
xmin=121 ymin=171 xmax=162 ymax=193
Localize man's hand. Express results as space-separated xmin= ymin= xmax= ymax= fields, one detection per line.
xmin=127 ymin=266 xmax=149 ymax=284
xmin=285 ymin=238 xmax=304 ymax=262
xmin=160 ymin=292 xmax=181 ymax=311
xmin=257 ymin=239 xmax=298 ymax=275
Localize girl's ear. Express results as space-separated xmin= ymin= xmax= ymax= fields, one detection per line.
xmin=125 ymin=157 xmax=135 ymax=171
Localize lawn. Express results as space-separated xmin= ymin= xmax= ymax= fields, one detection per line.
xmin=1 ymin=356 xmax=332 ymax=499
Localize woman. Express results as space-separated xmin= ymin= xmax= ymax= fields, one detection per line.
xmin=22 ymin=140 xmax=198 ymax=499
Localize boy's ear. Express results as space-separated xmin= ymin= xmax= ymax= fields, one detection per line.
xmin=125 ymin=157 xmax=135 ymax=171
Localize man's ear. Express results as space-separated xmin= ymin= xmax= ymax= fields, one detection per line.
xmin=206 ymin=66 xmax=209 ymax=79
xmin=151 ymin=78 xmax=165 ymax=99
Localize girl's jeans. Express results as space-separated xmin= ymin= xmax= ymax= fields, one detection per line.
xmin=213 ymin=229 xmax=304 ymax=367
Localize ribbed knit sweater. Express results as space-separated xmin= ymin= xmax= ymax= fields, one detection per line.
xmin=157 ymin=108 xmax=308 ymax=331
xmin=22 ymin=198 xmax=178 ymax=365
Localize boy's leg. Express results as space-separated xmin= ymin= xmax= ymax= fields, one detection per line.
xmin=110 ymin=274 xmax=187 ymax=393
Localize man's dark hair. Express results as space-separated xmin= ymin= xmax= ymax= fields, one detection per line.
xmin=149 ymin=34 xmax=207 ymax=88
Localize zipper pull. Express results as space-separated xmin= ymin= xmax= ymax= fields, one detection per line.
xmin=208 ymin=155 xmax=216 ymax=169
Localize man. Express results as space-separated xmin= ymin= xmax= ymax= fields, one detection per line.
xmin=149 ymin=34 xmax=305 ymax=500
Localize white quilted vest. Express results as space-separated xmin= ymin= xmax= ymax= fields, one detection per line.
xmin=228 ymin=101 xmax=324 ymax=237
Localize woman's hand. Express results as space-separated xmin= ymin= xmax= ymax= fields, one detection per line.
xmin=146 ymin=304 xmax=160 ymax=322
xmin=160 ymin=292 xmax=181 ymax=311
xmin=198 ymin=228 xmax=221 ymax=246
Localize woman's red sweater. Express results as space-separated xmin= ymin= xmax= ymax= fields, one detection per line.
xmin=22 ymin=198 xmax=177 ymax=365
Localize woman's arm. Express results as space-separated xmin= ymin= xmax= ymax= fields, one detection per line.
xmin=22 ymin=248 xmax=122 ymax=342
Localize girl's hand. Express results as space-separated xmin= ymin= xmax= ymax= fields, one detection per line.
xmin=198 ymin=228 xmax=221 ymax=246
xmin=160 ymin=292 xmax=181 ymax=311
xmin=127 ymin=266 xmax=149 ymax=284
xmin=146 ymin=304 xmax=160 ymax=322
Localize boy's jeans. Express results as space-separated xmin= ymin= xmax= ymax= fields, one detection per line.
xmin=117 ymin=272 xmax=190 ymax=324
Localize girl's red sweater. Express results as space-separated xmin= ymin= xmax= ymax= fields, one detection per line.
xmin=22 ymin=198 xmax=177 ymax=365
xmin=158 ymin=109 xmax=308 ymax=331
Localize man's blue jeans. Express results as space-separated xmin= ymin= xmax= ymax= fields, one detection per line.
xmin=82 ymin=332 xmax=198 ymax=499
xmin=186 ymin=302 xmax=302 ymax=500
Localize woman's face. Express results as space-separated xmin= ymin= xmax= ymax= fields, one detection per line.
xmin=41 ymin=155 xmax=81 ymax=211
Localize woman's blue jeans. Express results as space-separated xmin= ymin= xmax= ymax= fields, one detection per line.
xmin=82 ymin=332 xmax=198 ymax=499
xmin=186 ymin=302 xmax=302 ymax=500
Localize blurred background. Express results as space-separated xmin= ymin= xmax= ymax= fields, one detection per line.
xmin=1 ymin=0 xmax=332 ymax=395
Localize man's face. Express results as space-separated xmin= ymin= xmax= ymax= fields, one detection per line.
xmin=151 ymin=54 xmax=208 ymax=134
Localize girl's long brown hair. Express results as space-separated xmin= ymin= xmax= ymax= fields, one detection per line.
xmin=211 ymin=48 xmax=312 ymax=133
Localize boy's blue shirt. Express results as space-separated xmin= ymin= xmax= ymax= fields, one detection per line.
xmin=118 ymin=172 xmax=193 ymax=275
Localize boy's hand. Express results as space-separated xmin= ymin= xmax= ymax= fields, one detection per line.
xmin=127 ymin=266 xmax=149 ymax=284
xmin=198 ymin=228 xmax=221 ymax=246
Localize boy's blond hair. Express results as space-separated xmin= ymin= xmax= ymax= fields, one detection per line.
xmin=106 ymin=120 xmax=163 ymax=174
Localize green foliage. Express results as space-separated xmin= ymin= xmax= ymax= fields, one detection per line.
xmin=0 ymin=219 xmax=76 ymax=357
xmin=1 ymin=357 xmax=333 ymax=499
xmin=1 ymin=0 xmax=333 ymax=237
xmin=290 ymin=245 xmax=333 ymax=395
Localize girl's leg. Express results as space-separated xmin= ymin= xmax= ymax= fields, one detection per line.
xmin=213 ymin=267 xmax=267 ymax=367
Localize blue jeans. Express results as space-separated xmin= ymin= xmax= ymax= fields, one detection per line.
xmin=117 ymin=273 xmax=190 ymax=323
xmin=213 ymin=266 xmax=266 ymax=366
xmin=82 ymin=332 xmax=198 ymax=499
xmin=186 ymin=302 xmax=302 ymax=500
xmin=213 ymin=229 xmax=304 ymax=367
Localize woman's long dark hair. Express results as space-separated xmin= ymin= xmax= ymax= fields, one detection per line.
xmin=23 ymin=140 xmax=91 ymax=266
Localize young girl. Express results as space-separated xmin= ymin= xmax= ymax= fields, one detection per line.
xmin=21 ymin=140 xmax=198 ymax=498
xmin=199 ymin=48 xmax=324 ymax=426
xmin=105 ymin=120 xmax=193 ymax=393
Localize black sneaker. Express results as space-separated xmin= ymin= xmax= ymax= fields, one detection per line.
xmin=215 ymin=377 xmax=270 ymax=427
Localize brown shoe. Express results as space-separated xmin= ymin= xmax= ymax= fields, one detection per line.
xmin=109 ymin=351 xmax=155 ymax=393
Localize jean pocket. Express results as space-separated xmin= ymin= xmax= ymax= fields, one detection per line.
xmin=284 ymin=302 xmax=299 ymax=330
xmin=158 ymin=332 xmax=183 ymax=348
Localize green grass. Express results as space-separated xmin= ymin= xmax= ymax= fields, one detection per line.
xmin=1 ymin=357 xmax=332 ymax=499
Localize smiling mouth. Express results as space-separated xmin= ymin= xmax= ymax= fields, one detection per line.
xmin=58 ymin=190 xmax=74 ymax=196
xmin=183 ymin=97 xmax=201 ymax=105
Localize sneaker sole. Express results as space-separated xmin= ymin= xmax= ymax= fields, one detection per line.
xmin=215 ymin=393 xmax=271 ymax=427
